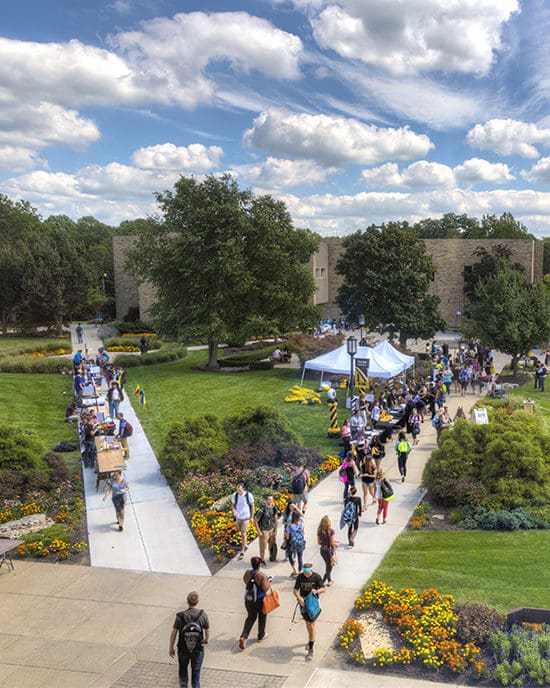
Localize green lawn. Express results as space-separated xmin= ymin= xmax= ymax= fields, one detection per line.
xmin=127 ymin=349 xmax=344 ymax=456
xmin=0 ymin=336 xmax=70 ymax=356
xmin=0 ymin=372 xmax=79 ymax=461
xmin=510 ymin=381 xmax=550 ymax=432
xmin=370 ymin=530 xmax=550 ymax=612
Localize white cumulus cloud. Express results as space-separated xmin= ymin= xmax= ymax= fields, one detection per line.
xmin=466 ymin=119 xmax=550 ymax=157
xmin=454 ymin=157 xmax=514 ymax=184
xmin=132 ymin=143 xmax=223 ymax=171
xmin=0 ymin=146 xmax=47 ymax=173
xmin=362 ymin=161 xmax=454 ymax=189
xmin=243 ymin=109 xmax=433 ymax=165
xmin=309 ymin=0 xmax=519 ymax=76
xmin=521 ymin=157 xmax=550 ymax=184
xmin=239 ymin=157 xmax=339 ymax=188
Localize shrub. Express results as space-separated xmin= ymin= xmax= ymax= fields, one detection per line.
xmin=448 ymin=509 xmax=464 ymax=524
xmin=491 ymin=624 xmax=550 ymax=687
xmin=248 ymin=360 xmax=274 ymax=370
xmin=458 ymin=505 xmax=543 ymax=531
xmin=457 ymin=604 xmax=504 ymax=646
xmin=159 ymin=415 xmax=229 ymax=483
xmin=43 ymin=453 xmax=72 ymax=484
xmin=0 ymin=424 xmax=47 ymax=472
xmin=104 ymin=336 xmax=163 ymax=350
xmin=223 ymin=405 xmax=299 ymax=447
xmin=110 ymin=320 xmax=157 ymax=335
xmin=112 ymin=345 xmax=186 ymax=368
xmin=423 ymin=408 xmax=550 ymax=509
xmin=221 ymin=345 xmax=276 ymax=363
xmin=286 ymin=332 xmax=344 ymax=364
xmin=0 ymin=356 xmax=72 ymax=373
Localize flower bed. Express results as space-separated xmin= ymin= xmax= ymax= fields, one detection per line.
xmin=184 ymin=454 xmax=341 ymax=565
xmin=21 ymin=347 xmax=72 ymax=357
xmin=338 ymin=581 xmax=487 ymax=680
xmin=1 ymin=480 xmax=87 ymax=562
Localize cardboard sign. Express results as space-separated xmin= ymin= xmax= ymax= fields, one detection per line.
xmin=473 ymin=408 xmax=489 ymax=424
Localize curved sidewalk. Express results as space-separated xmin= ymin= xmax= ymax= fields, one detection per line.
xmin=71 ymin=324 xmax=209 ymax=576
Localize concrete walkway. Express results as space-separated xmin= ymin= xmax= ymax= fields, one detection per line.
xmin=71 ymin=324 xmax=209 ymax=576
xmin=0 ymin=332 xmax=507 ymax=687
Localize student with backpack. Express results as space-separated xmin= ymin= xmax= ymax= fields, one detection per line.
xmin=116 ymin=412 xmax=132 ymax=460
xmin=317 ymin=515 xmax=337 ymax=587
xmin=395 ymin=431 xmax=412 ymax=482
xmin=254 ymin=494 xmax=279 ymax=564
xmin=238 ymin=556 xmax=272 ymax=650
xmin=231 ymin=484 xmax=255 ymax=559
xmin=169 ymin=590 xmax=209 ymax=688
xmin=294 ymin=563 xmax=326 ymax=661
xmin=341 ymin=486 xmax=362 ymax=546
xmin=290 ymin=462 xmax=310 ymax=513
xmin=287 ymin=511 xmax=306 ymax=577
xmin=339 ymin=452 xmax=358 ymax=502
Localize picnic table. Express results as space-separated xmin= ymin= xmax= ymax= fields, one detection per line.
xmin=94 ymin=436 xmax=126 ymax=490
xmin=0 ymin=539 xmax=23 ymax=572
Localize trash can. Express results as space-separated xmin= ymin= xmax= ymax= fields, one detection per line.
xmin=523 ymin=400 xmax=535 ymax=414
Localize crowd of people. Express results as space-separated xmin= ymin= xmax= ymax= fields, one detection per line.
xmin=71 ymin=338 xmax=133 ymax=531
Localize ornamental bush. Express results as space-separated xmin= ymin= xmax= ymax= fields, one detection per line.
xmin=423 ymin=409 xmax=550 ymax=509
xmin=0 ymin=424 xmax=47 ymax=472
xmin=223 ymin=405 xmax=299 ymax=447
xmin=112 ymin=344 xmax=186 ymax=368
xmin=491 ymin=624 xmax=550 ymax=686
xmin=456 ymin=603 xmax=504 ymax=646
xmin=159 ymin=415 xmax=229 ymax=483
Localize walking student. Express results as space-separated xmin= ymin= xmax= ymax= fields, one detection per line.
xmin=169 ymin=591 xmax=209 ymax=688
xmin=254 ymin=494 xmax=278 ymax=564
xmin=317 ymin=515 xmax=337 ymax=587
xmin=375 ymin=470 xmax=392 ymax=525
xmin=291 ymin=462 xmax=310 ymax=513
xmin=103 ymin=470 xmax=129 ymax=531
xmin=344 ymin=486 xmax=362 ymax=546
xmin=294 ymin=563 xmax=326 ymax=661
xmin=231 ymin=483 xmax=254 ymax=559
xmin=287 ymin=510 xmax=306 ymax=577
xmin=107 ymin=381 xmax=124 ymax=419
xmin=238 ymin=556 xmax=272 ymax=650
xmin=116 ymin=412 xmax=131 ymax=460
xmin=395 ymin=431 xmax=412 ymax=482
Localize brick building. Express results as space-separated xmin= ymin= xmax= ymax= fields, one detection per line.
xmin=114 ymin=235 xmax=543 ymax=328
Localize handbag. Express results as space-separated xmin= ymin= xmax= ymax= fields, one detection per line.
xmin=262 ymin=587 xmax=280 ymax=614
xmin=269 ymin=538 xmax=278 ymax=562
xmin=330 ymin=553 xmax=338 ymax=567
xmin=380 ymin=479 xmax=394 ymax=501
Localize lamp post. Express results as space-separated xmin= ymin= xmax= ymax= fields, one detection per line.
xmin=100 ymin=273 xmax=107 ymax=298
xmin=347 ymin=335 xmax=358 ymax=401
xmin=358 ymin=314 xmax=365 ymax=343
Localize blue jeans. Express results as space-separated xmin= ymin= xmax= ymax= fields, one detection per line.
xmin=288 ymin=549 xmax=303 ymax=572
xmin=109 ymin=400 xmax=120 ymax=418
xmin=178 ymin=648 xmax=204 ymax=688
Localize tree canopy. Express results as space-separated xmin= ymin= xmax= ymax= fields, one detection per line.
xmin=335 ymin=222 xmax=445 ymax=346
xmin=413 ymin=212 xmax=533 ymax=239
xmin=127 ymin=174 xmax=319 ymax=366
xmin=464 ymin=260 xmax=550 ymax=372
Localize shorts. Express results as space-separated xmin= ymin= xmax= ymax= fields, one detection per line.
xmin=293 ymin=491 xmax=308 ymax=504
xmin=236 ymin=518 xmax=249 ymax=533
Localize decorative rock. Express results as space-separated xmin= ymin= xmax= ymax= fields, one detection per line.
xmin=432 ymin=513 xmax=445 ymax=520
xmin=358 ymin=610 xmax=401 ymax=659
xmin=0 ymin=513 xmax=54 ymax=539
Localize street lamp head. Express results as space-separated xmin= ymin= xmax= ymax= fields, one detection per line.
xmin=347 ymin=335 xmax=358 ymax=355
xmin=358 ymin=314 xmax=365 ymax=326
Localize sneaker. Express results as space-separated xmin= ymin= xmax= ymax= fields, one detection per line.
xmin=401 ymin=476 xmax=405 ymax=482
xmin=239 ymin=637 xmax=246 ymax=651
xmin=257 ymin=633 xmax=269 ymax=642
xmin=118 ymin=525 xmax=123 ymax=531
xmin=306 ymin=648 xmax=314 ymax=661
xmin=238 ymin=552 xmax=244 ymax=559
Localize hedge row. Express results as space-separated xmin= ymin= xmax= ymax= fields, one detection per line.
xmin=104 ymin=336 xmax=163 ymax=349
xmin=218 ymin=359 xmax=274 ymax=370
xmin=112 ymin=345 xmax=187 ymax=368
xmin=110 ymin=320 xmax=157 ymax=335
xmin=221 ymin=345 xmax=276 ymax=363
xmin=0 ymin=356 xmax=72 ymax=374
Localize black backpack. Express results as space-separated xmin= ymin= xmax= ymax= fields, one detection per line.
xmin=178 ymin=611 xmax=204 ymax=654
xmin=292 ymin=468 xmax=306 ymax=493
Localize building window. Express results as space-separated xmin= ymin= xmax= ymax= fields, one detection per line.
xmin=320 ymin=268 xmax=326 ymax=277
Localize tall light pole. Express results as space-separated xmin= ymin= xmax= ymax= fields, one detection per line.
xmin=358 ymin=314 xmax=365 ymax=343
xmin=101 ymin=273 xmax=107 ymax=298
xmin=347 ymin=335 xmax=358 ymax=402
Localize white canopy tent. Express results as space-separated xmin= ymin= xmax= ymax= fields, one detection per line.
xmin=301 ymin=344 xmax=406 ymax=386
xmin=373 ymin=340 xmax=415 ymax=373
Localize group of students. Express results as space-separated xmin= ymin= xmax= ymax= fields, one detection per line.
xmin=71 ymin=339 xmax=133 ymax=532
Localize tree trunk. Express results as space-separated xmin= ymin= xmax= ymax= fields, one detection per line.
xmin=207 ymin=338 xmax=218 ymax=368
xmin=511 ymin=355 xmax=518 ymax=376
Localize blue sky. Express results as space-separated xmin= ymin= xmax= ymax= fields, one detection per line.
xmin=2 ymin=0 xmax=550 ymax=236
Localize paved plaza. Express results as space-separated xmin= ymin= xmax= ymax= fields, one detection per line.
xmin=0 ymin=330 xmax=502 ymax=687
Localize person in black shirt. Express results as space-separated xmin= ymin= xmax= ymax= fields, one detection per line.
xmin=169 ymin=591 xmax=209 ymax=688
xmin=345 ymin=486 xmax=363 ymax=546
xmin=293 ymin=563 xmax=325 ymax=661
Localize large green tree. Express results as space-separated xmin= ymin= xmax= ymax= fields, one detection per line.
xmin=336 ymin=222 xmax=445 ymax=346
xmin=127 ymin=174 xmax=319 ymax=366
xmin=464 ymin=260 xmax=550 ymax=373
xmin=413 ymin=212 xmax=533 ymax=239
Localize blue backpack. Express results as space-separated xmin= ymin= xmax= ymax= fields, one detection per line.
xmin=303 ymin=591 xmax=321 ymax=622
xmin=341 ymin=500 xmax=357 ymax=527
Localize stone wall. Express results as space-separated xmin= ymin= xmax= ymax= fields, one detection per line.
xmin=114 ymin=235 xmax=544 ymax=327
xmin=113 ymin=236 xmax=140 ymax=320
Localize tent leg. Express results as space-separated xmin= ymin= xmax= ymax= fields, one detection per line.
xmin=300 ymin=367 xmax=306 ymax=388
